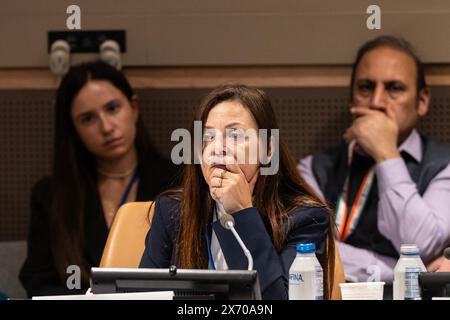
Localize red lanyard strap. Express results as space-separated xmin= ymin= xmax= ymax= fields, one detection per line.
xmin=335 ymin=142 xmax=375 ymax=241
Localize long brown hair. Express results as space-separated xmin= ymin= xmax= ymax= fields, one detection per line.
xmin=173 ymin=84 xmax=336 ymax=298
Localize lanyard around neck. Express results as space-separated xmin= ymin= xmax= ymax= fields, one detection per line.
xmin=117 ymin=170 xmax=139 ymax=210
xmin=205 ymin=230 xmax=215 ymax=270
xmin=335 ymin=142 xmax=375 ymax=241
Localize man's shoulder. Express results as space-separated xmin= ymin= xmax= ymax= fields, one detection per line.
xmin=422 ymin=134 xmax=450 ymax=158
xmin=309 ymin=143 xmax=348 ymax=169
xmin=312 ymin=143 xmax=345 ymax=156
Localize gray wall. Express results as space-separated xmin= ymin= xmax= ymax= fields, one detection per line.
xmin=2 ymin=1 xmax=450 ymax=67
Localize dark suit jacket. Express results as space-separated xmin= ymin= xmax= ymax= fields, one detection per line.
xmin=139 ymin=196 xmax=329 ymax=300
xmin=19 ymin=157 xmax=181 ymax=298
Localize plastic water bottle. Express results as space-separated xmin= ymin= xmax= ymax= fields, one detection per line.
xmin=393 ymin=244 xmax=427 ymax=300
xmin=289 ymin=243 xmax=324 ymax=300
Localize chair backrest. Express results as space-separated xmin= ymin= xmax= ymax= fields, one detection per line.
xmin=99 ymin=201 xmax=154 ymax=268
xmin=331 ymin=244 xmax=345 ymax=300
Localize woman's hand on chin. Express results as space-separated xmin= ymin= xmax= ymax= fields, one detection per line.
xmin=209 ymin=157 xmax=258 ymax=214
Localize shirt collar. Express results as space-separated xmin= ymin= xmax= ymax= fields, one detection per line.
xmin=398 ymin=129 xmax=422 ymax=163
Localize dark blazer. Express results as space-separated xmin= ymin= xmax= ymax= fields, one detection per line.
xmin=139 ymin=196 xmax=330 ymax=300
xmin=19 ymin=157 xmax=181 ymax=298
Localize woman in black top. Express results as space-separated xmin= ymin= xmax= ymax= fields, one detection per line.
xmin=20 ymin=61 xmax=180 ymax=297
xmin=140 ymin=84 xmax=336 ymax=299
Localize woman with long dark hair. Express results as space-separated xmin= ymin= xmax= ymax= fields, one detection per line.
xmin=140 ymin=84 xmax=336 ymax=299
xmin=20 ymin=61 xmax=180 ymax=297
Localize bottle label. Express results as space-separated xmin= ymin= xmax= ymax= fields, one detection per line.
xmin=289 ymin=270 xmax=309 ymax=300
xmin=404 ymin=267 xmax=422 ymax=300
xmin=288 ymin=256 xmax=323 ymax=300
xmin=289 ymin=273 xmax=305 ymax=283
xmin=315 ymin=265 xmax=324 ymax=300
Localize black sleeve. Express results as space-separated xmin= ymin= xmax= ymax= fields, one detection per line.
xmin=19 ymin=178 xmax=81 ymax=297
xmin=139 ymin=196 xmax=179 ymax=268
xmin=213 ymin=206 xmax=329 ymax=300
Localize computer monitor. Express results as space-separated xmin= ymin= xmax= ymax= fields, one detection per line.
xmin=419 ymin=272 xmax=450 ymax=300
xmin=90 ymin=267 xmax=261 ymax=300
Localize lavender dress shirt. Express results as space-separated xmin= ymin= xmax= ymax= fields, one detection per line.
xmin=298 ymin=129 xmax=450 ymax=283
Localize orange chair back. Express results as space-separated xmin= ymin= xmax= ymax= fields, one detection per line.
xmin=99 ymin=201 xmax=154 ymax=268
xmin=331 ymin=244 xmax=345 ymax=300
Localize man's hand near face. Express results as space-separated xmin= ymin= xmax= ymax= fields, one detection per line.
xmin=343 ymin=107 xmax=401 ymax=163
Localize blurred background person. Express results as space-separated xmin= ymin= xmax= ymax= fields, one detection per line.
xmin=298 ymin=36 xmax=450 ymax=298
xmin=19 ymin=61 xmax=180 ymax=297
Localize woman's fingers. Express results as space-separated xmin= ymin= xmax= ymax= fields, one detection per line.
xmin=210 ymin=176 xmax=224 ymax=188
xmin=211 ymin=167 xmax=226 ymax=179
xmin=210 ymin=186 xmax=219 ymax=201
xmin=225 ymin=160 xmax=245 ymax=177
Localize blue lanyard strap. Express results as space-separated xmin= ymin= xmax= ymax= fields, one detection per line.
xmin=117 ymin=170 xmax=138 ymax=210
xmin=205 ymin=226 xmax=215 ymax=270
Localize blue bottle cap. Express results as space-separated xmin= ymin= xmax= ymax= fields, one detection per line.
xmin=296 ymin=242 xmax=316 ymax=253
xmin=400 ymin=244 xmax=420 ymax=255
